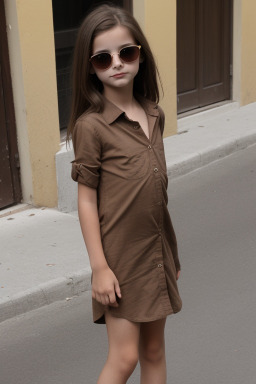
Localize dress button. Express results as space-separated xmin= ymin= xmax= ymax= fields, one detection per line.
xmin=158 ymin=263 xmax=163 ymax=268
xmin=148 ymin=145 xmax=152 ymax=149
xmin=154 ymin=168 xmax=158 ymax=173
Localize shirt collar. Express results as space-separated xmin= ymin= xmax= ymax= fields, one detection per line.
xmin=101 ymin=95 xmax=159 ymax=125
xmin=101 ymin=97 xmax=124 ymax=124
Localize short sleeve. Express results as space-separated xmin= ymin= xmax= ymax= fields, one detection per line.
xmin=71 ymin=118 xmax=101 ymax=189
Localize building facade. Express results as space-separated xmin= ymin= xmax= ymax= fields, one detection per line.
xmin=1 ymin=0 xmax=256 ymax=211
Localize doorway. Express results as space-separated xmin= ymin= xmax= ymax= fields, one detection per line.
xmin=177 ymin=0 xmax=232 ymax=114
xmin=0 ymin=0 xmax=21 ymax=209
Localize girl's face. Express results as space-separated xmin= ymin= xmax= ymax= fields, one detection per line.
xmin=91 ymin=25 xmax=140 ymax=93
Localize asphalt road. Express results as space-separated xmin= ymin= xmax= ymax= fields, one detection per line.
xmin=1 ymin=144 xmax=256 ymax=384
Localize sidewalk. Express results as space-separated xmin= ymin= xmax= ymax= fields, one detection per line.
xmin=1 ymin=102 xmax=256 ymax=323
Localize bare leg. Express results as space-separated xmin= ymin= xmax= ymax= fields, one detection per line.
xmin=97 ymin=311 xmax=140 ymax=384
xmin=139 ymin=318 xmax=167 ymax=384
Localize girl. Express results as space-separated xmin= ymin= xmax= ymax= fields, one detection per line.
xmin=68 ymin=5 xmax=182 ymax=384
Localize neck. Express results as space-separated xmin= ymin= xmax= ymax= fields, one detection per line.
xmin=103 ymin=83 xmax=135 ymax=111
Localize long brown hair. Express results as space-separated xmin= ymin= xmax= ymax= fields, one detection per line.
xmin=67 ymin=4 xmax=162 ymax=142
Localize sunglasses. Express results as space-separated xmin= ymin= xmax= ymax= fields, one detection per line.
xmin=90 ymin=45 xmax=141 ymax=71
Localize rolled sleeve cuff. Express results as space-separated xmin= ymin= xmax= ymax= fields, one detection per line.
xmin=71 ymin=162 xmax=99 ymax=189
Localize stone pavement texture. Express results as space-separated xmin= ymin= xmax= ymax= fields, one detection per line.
xmin=1 ymin=102 xmax=256 ymax=323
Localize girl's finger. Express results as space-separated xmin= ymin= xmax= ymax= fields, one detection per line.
xmin=108 ymin=292 xmax=118 ymax=307
xmin=100 ymin=294 xmax=110 ymax=306
xmin=99 ymin=294 xmax=106 ymax=305
xmin=94 ymin=292 xmax=100 ymax=303
xmin=114 ymin=280 xmax=122 ymax=298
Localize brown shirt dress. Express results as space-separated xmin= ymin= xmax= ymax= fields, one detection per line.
xmin=72 ymin=96 xmax=182 ymax=324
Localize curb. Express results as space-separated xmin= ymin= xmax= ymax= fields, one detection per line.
xmin=166 ymin=132 xmax=256 ymax=179
xmin=1 ymin=132 xmax=256 ymax=324
xmin=0 ymin=268 xmax=91 ymax=324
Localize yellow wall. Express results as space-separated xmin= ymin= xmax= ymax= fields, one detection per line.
xmin=5 ymin=0 xmax=60 ymax=207
xmin=240 ymin=0 xmax=256 ymax=105
xmin=134 ymin=0 xmax=177 ymax=136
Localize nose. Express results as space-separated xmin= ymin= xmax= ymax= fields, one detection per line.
xmin=111 ymin=52 xmax=123 ymax=68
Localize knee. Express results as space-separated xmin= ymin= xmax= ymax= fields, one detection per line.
xmin=140 ymin=341 xmax=165 ymax=364
xmin=118 ymin=348 xmax=139 ymax=376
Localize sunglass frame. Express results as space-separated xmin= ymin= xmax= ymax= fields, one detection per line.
xmin=89 ymin=45 xmax=141 ymax=71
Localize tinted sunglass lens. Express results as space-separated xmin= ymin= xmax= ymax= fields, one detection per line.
xmin=120 ymin=46 xmax=139 ymax=62
xmin=91 ymin=53 xmax=111 ymax=70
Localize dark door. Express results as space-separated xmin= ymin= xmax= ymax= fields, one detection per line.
xmin=177 ymin=0 xmax=231 ymax=114
xmin=52 ymin=0 xmax=133 ymax=130
xmin=0 ymin=0 xmax=21 ymax=209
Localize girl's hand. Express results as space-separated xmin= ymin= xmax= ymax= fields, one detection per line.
xmin=92 ymin=266 xmax=121 ymax=307
xmin=176 ymin=270 xmax=181 ymax=280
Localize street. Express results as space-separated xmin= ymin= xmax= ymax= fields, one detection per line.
xmin=0 ymin=144 xmax=256 ymax=384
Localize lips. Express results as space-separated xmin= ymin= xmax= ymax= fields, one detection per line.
xmin=111 ymin=73 xmax=127 ymax=78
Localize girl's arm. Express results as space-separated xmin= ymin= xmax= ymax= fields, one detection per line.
xmin=78 ymin=183 xmax=121 ymax=307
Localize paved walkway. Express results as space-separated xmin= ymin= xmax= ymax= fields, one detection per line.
xmin=1 ymin=102 xmax=256 ymax=323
